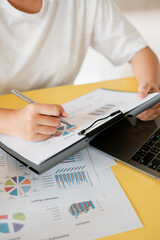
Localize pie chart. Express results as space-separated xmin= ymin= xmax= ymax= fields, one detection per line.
xmin=4 ymin=176 xmax=31 ymax=196
xmin=54 ymin=125 xmax=78 ymax=137
xmin=0 ymin=212 xmax=25 ymax=233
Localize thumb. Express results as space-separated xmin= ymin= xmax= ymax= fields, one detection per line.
xmin=137 ymin=83 xmax=150 ymax=100
xmin=60 ymin=106 xmax=68 ymax=118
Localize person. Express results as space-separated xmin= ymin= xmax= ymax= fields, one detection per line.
xmin=0 ymin=0 xmax=159 ymax=141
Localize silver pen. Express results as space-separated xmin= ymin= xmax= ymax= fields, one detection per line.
xmin=11 ymin=89 xmax=72 ymax=126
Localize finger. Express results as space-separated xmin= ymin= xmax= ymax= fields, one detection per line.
xmin=35 ymin=104 xmax=68 ymax=117
xmin=137 ymin=83 xmax=151 ymax=99
xmin=152 ymin=102 xmax=160 ymax=109
xmin=145 ymin=105 xmax=160 ymax=114
xmin=60 ymin=106 xmax=68 ymax=118
xmin=136 ymin=114 xmax=158 ymax=121
xmin=136 ymin=109 xmax=159 ymax=121
xmin=36 ymin=125 xmax=58 ymax=135
xmin=137 ymin=82 xmax=159 ymax=100
xmin=54 ymin=104 xmax=68 ymax=118
xmin=37 ymin=115 xmax=61 ymax=127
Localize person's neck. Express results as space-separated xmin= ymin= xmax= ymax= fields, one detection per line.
xmin=8 ymin=0 xmax=42 ymax=14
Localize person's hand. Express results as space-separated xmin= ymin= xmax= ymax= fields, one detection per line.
xmin=9 ymin=103 xmax=68 ymax=141
xmin=136 ymin=81 xmax=160 ymax=121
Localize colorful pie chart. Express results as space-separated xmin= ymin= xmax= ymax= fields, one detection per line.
xmin=54 ymin=125 xmax=78 ymax=137
xmin=0 ymin=212 xmax=25 ymax=234
xmin=4 ymin=176 xmax=31 ymax=196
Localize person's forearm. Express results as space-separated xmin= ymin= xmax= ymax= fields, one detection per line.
xmin=130 ymin=46 xmax=160 ymax=86
xmin=0 ymin=108 xmax=15 ymax=135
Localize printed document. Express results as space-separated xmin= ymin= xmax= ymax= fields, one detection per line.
xmin=0 ymin=148 xmax=142 ymax=240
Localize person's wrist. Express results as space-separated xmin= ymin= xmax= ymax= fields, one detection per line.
xmin=3 ymin=109 xmax=19 ymax=136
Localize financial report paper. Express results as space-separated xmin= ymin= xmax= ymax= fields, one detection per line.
xmin=0 ymin=147 xmax=142 ymax=240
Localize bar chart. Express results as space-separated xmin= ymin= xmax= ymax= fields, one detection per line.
xmin=55 ymin=171 xmax=88 ymax=189
xmin=0 ymin=155 xmax=5 ymax=167
xmin=55 ymin=165 xmax=86 ymax=174
xmin=62 ymin=152 xmax=84 ymax=163
xmin=89 ymin=104 xmax=116 ymax=116
xmin=69 ymin=201 xmax=95 ymax=218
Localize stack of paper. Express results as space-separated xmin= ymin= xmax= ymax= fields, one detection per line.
xmin=0 ymin=147 xmax=142 ymax=240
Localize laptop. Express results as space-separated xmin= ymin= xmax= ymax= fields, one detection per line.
xmin=89 ymin=116 xmax=160 ymax=180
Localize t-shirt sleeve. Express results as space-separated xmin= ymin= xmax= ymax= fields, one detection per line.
xmin=90 ymin=0 xmax=147 ymax=66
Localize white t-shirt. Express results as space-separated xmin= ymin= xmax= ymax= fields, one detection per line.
xmin=0 ymin=0 xmax=146 ymax=94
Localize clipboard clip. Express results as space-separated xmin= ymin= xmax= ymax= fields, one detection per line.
xmin=78 ymin=110 xmax=122 ymax=136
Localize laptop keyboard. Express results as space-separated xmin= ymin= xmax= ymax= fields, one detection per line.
xmin=131 ymin=128 xmax=160 ymax=173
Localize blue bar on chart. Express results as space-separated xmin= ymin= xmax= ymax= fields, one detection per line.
xmin=62 ymin=152 xmax=84 ymax=163
xmin=55 ymin=171 xmax=88 ymax=189
xmin=63 ymin=156 xmax=76 ymax=163
xmin=55 ymin=165 xmax=86 ymax=174
xmin=69 ymin=201 xmax=95 ymax=218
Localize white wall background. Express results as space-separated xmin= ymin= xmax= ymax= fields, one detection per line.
xmin=74 ymin=0 xmax=160 ymax=85
xmin=114 ymin=0 xmax=160 ymax=10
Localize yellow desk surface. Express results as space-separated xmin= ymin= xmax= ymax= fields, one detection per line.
xmin=0 ymin=77 xmax=160 ymax=240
